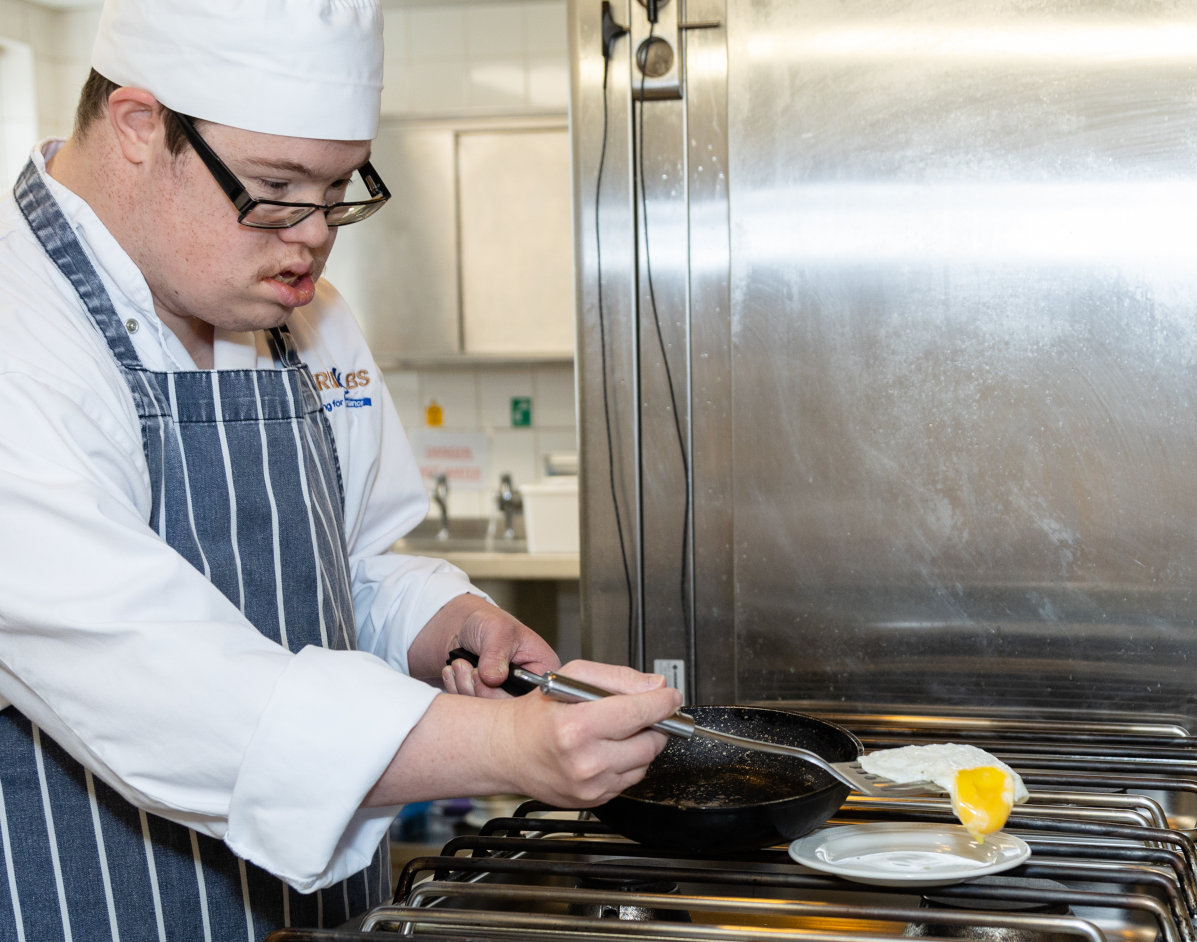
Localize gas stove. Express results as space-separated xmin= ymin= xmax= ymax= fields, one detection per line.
xmin=266 ymin=709 xmax=1197 ymax=941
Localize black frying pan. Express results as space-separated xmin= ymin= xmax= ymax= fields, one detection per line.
xmin=446 ymin=651 xmax=862 ymax=852
xmin=592 ymin=705 xmax=861 ymax=852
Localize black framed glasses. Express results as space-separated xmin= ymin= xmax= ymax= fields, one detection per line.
xmin=174 ymin=113 xmax=390 ymax=229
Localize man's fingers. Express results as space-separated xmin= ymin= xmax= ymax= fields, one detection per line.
xmin=555 ymin=659 xmax=671 ymax=695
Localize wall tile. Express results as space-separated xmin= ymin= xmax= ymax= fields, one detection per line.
xmin=407 ymin=6 xmax=466 ymax=61
xmin=524 ymin=2 xmax=567 ymax=55
xmin=532 ymin=363 xmax=576 ymax=427
xmin=56 ymin=7 xmax=100 ymax=62
xmin=23 ymin=4 xmax=61 ymax=62
xmin=0 ymin=38 xmax=34 ymax=120
xmin=0 ymin=2 xmax=31 ymax=43
xmin=478 ymin=369 xmax=534 ymax=428
xmin=466 ymin=58 xmax=527 ymax=109
xmin=466 ymin=4 xmax=525 ymax=58
xmin=381 ymin=8 xmax=411 ymax=63
xmin=0 ymin=115 xmax=35 ymax=190
xmin=380 ymin=11 xmax=413 ymax=113
xmin=51 ymin=58 xmax=86 ymax=136
xmin=490 ymin=428 xmax=538 ymax=488
xmin=1 ymin=53 xmax=33 ymax=120
xmin=419 ymin=369 xmax=479 ymax=429
xmin=406 ymin=58 xmax=469 ymax=114
xmin=527 ymin=58 xmax=569 ymax=109
xmin=447 ymin=487 xmax=487 ymax=519
xmin=382 ymin=0 xmax=567 ymax=119
xmin=32 ymin=55 xmax=56 ymax=132
xmin=383 ymin=369 xmax=422 ymax=433
xmin=380 ymin=61 xmax=413 ymax=115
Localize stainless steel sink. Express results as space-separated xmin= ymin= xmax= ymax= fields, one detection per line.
xmin=394 ymin=517 xmax=527 ymax=554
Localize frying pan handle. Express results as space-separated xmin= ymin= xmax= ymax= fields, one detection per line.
xmin=511 ymin=667 xmax=696 ymax=739
xmin=445 ymin=647 xmax=537 ymax=697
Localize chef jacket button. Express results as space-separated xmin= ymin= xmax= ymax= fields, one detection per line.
xmin=124 ymin=318 xmax=139 ymax=334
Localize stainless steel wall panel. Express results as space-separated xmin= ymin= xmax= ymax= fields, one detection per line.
xmin=571 ymin=0 xmax=643 ymax=667
xmin=632 ymin=95 xmax=694 ymax=680
xmin=683 ymin=0 xmax=736 ymax=705
xmin=573 ymin=0 xmax=1197 ymax=719
xmin=725 ymin=0 xmax=1197 ymax=716
xmin=574 ymin=0 xmax=735 ymax=695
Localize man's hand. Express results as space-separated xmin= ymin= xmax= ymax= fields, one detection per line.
xmin=364 ymin=659 xmax=683 ymax=809
xmin=488 ymin=659 xmax=682 ymax=807
xmin=379 ymin=595 xmax=683 ymax=810
xmin=408 ymin=593 xmax=560 ymax=698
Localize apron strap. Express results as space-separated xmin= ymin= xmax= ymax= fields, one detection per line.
xmin=14 ymin=158 xmax=143 ymax=371
xmin=264 ymin=319 xmax=304 ymax=369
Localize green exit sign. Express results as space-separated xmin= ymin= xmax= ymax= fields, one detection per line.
xmin=510 ymin=396 xmax=532 ymax=427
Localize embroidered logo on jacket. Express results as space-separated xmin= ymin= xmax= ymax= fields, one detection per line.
xmin=313 ymin=367 xmax=373 ymax=412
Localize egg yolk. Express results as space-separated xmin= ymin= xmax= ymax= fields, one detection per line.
xmin=951 ymin=766 xmax=1014 ymax=841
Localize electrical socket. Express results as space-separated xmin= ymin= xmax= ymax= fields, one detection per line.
xmin=653 ymin=658 xmax=687 ymax=702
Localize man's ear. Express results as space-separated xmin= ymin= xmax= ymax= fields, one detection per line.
xmin=106 ymin=87 xmax=163 ymax=165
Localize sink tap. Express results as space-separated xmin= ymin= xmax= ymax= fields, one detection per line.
xmin=433 ymin=473 xmax=449 ymax=539
xmin=496 ymin=473 xmax=523 ymax=540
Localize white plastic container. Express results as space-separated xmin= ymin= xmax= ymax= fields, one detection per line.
xmin=520 ymin=478 xmax=579 ymax=553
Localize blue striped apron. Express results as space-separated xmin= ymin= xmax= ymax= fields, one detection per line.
xmin=0 ymin=160 xmax=389 ymax=940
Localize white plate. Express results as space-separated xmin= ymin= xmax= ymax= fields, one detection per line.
xmin=788 ymin=822 xmax=1031 ymax=887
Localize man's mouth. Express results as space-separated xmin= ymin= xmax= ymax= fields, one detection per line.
xmin=265 ymin=267 xmax=317 ymax=308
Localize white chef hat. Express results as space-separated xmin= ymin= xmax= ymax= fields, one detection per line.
xmin=91 ymin=0 xmax=383 ymax=141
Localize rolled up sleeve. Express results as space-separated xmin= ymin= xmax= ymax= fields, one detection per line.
xmin=226 ymin=645 xmax=439 ymax=889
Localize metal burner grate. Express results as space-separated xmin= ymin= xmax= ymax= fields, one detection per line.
xmin=266 ymin=712 xmax=1197 ymax=941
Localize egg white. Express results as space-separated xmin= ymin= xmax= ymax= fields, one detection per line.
xmin=858 ymin=743 xmax=1028 ymax=840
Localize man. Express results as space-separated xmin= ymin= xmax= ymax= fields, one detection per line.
xmin=0 ymin=1 xmax=682 ymax=938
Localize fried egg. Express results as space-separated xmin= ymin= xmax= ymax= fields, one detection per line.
xmin=858 ymin=743 xmax=1028 ymax=841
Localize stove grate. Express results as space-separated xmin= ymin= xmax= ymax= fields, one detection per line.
xmin=269 ymin=713 xmax=1197 ymax=941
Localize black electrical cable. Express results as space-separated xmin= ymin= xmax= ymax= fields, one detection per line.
xmin=635 ymin=23 xmax=693 ymax=651
xmin=595 ymin=35 xmax=635 ymax=644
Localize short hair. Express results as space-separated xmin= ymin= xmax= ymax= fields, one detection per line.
xmin=74 ymin=69 xmax=191 ymax=155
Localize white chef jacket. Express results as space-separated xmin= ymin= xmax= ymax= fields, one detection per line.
xmin=0 ymin=141 xmax=482 ymax=891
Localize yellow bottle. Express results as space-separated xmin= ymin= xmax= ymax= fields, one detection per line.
xmin=425 ymin=399 xmax=444 ymax=428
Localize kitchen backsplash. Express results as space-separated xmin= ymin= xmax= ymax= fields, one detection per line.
xmin=2 ymin=0 xmax=576 ymax=523
xmin=386 ymin=362 xmax=577 ymax=520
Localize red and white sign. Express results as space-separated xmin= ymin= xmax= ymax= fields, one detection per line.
xmin=410 ymin=431 xmax=489 ymax=491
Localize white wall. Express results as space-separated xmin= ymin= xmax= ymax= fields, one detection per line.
xmin=0 ymin=0 xmax=97 ymax=144
xmin=375 ymin=0 xmax=577 ymax=522
xmin=382 ymin=1 xmax=568 ymax=117
xmin=0 ymin=39 xmax=36 ymax=184
xmin=0 ymin=0 xmax=576 ymax=522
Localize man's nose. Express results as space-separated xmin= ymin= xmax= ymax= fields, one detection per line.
xmin=278 ymin=210 xmax=332 ymax=247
